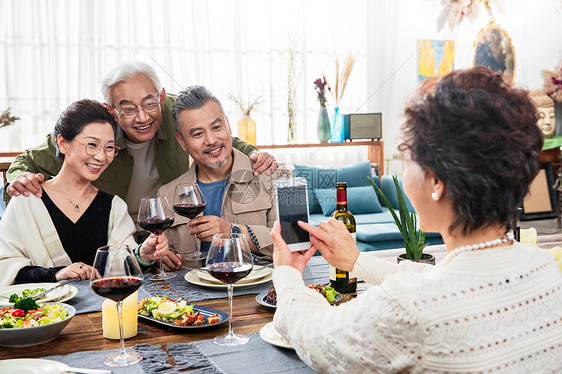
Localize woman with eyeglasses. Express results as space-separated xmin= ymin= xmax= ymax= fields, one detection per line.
xmin=0 ymin=99 xmax=169 ymax=285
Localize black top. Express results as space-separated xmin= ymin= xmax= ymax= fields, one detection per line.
xmin=14 ymin=189 xmax=114 ymax=284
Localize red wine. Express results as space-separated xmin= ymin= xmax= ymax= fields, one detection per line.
xmin=91 ymin=277 xmax=142 ymax=302
xmin=207 ymin=262 xmax=253 ymax=284
xmin=174 ymin=203 xmax=206 ymax=219
xmin=138 ymin=217 xmax=174 ymax=235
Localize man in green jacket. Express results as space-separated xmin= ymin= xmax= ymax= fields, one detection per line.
xmin=3 ymin=61 xmax=278 ymax=208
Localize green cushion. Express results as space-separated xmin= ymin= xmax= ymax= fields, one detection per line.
xmin=314 ymin=186 xmax=383 ymax=216
xmin=294 ymin=161 xmax=373 ymax=214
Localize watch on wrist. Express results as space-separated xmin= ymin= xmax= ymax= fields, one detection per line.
xmin=230 ymin=223 xmax=242 ymax=234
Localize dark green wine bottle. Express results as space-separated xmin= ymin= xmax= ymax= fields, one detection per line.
xmin=329 ymin=182 xmax=357 ymax=293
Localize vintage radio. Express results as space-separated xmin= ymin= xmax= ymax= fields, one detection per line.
xmin=346 ymin=113 xmax=382 ymax=140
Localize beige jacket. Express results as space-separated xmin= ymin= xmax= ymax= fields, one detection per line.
xmin=157 ymin=149 xmax=276 ymax=260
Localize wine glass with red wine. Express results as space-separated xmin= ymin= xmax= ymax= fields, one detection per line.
xmin=90 ymin=244 xmax=143 ymax=367
xmin=206 ymin=233 xmax=253 ymax=346
xmin=173 ymin=182 xmax=207 ymax=261
xmin=138 ymin=195 xmax=175 ymax=280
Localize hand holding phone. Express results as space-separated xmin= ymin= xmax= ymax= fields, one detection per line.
xmin=274 ymin=177 xmax=311 ymax=252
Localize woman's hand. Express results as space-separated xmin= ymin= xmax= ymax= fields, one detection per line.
xmin=55 ymin=262 xmax=93 ymax=281
xmin=139 ymin=234 xmax=181 ymax=270
xmin=298 ymin=218 xmax=360 ymax=272
xmin=271 ymin=222 xmax=315 ymax=273
xmin=140 ymin=234 xmax=182 ymax=270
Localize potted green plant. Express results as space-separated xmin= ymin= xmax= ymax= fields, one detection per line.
xmin=368 ymin=175 xmax=435 ymax=265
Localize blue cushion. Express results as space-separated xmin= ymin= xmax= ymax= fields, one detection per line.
xmin=294 ymin=161 xmax=373 ymax=214
xmin=314 ymin=186 xmax=383 ymax=216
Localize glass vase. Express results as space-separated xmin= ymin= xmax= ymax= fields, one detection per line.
xmin=330 ymin=107 xmax=345 ymax=143
xmin=317 ymin=106 xmax=330 ymax=143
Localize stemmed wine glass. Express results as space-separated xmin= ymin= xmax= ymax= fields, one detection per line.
xmin=173 ymin=182 xmax=207 ymax=261
xmin=206 ymin=233 xmax=253 ymax=346
xmin=90 ymin=244 xmax=143 ymax=367
xmin=138 ymin=195 xmax=175 ymax=280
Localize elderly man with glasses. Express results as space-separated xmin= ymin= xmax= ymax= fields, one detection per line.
xmin=3 ymin=61 xmax=278 ymax=271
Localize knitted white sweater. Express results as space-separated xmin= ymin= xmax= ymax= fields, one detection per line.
xmin=273 ymin=242 xmax=562 ymax=373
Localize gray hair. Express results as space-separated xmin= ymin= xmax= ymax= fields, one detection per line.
xmin=172 ymin=85 xmax=225 ymax=134
xmin=100 ymin=61 xmax=162 ymax=106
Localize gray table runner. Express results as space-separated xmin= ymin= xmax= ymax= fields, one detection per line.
xmin=65 ymin=257 xmax=330 ymax=314
xmin=168 ymin=333 xmax=317 ymax=374
xmin=46 ymin=344 xmax=169 ymax=373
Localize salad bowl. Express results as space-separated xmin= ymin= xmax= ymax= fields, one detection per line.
xmin=0 ymin=302 xmax=76 ymax=347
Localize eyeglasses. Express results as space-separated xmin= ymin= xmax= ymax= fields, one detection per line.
xmin=114 ymin=99 xmax=161 ymax=119
xmin=75 ymin=140 xmax=120 ymax=158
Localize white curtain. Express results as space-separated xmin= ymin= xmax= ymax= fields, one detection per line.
xmin=0 ymin=0 xmax=391 ymax=165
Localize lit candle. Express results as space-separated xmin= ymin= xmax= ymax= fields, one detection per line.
xmin=519 ymin=228 xmax=537 ymax=245
xmin=102 ymin=291 xmax=138 ymax=339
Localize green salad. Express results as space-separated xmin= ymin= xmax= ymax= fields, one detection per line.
xmin=8 ymin=288 xmax=46 ymax=303
xmin=138 ymin=295 xmax=219 ymax=326
xmin=0 ymin=298 xmax=68 ymax=329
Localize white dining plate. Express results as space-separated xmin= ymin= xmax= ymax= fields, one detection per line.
xmin=0 ymin=358 xmax=69 ymax=373
xmin=259 ymin=321 xmax=293 ymax=349
xmin=184 ymin=269 xmax=273 ymax=290
xmin=56 ymin=285 xmax=78 ymax=304
xmin=0 ymin=283 xmax=71 ymax=306
xmin=196 ymin=265 xmax=272 ymax=285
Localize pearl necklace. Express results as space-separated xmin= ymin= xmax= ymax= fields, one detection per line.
xmin=440 ymin=233 xmax=514 ymax=265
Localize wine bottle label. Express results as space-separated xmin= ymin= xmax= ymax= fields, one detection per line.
xmin=350 ymin=232 xmax=356 ymax=242
xmin=329 ymin=265 xmax=336 ymax=281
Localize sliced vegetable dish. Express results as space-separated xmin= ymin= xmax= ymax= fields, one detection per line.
xmin=138 ymin=296 xmax=220 ymax=326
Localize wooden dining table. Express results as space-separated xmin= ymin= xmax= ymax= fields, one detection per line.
xmin=1 ymin=232 xmax=561 ymax=365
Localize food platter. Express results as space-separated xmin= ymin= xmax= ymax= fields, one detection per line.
xmin=0 ymin=358 xmax=70 ymax=373
xmin=184 ymin=268 xmax=273 ymax=290
xmin=138 ymin=302 xmax=229 ymax=330
xmin=0 ymin=283 xmax=78 ymax=307
xmin=259 ymin=321 xmax=293 ymax=349
xmin=255 ymin=288 xmax=342 ymax=309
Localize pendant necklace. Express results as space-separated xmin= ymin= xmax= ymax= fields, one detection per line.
xmin=55 ymin=181 xmax=95 ymax=212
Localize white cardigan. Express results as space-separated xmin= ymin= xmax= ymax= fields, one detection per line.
xmin=273 ymin=242 xmax=562 ymax=373
xmin=0 ymin=193 xmax=137 ymax=286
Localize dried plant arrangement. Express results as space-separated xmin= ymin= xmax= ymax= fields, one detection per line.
xmin=0 ymin=108 xmax=19 ymax=130
xmin=227 ymin=93 xmax=263 ymax=115
xmin=325 ymin=52 xmax=356 ymax=108
xmin=542 ymin=62 xmax=562 ymax=103
xmin=286 ymin=41 xmax=300 ymax=142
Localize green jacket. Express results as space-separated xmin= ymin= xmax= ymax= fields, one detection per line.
xmin=3 ymin=94 xmax=258 ymax=204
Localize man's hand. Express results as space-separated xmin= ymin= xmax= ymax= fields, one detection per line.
xmin=271 ymin=222 xmax=315 ymax=273
xmin=249 ymin=152 xmax=279 ymax=176
xmin=6 ymin=172 xmax=45 ymax=198
xmin=188 ymin=215 xmax=231 ymax=243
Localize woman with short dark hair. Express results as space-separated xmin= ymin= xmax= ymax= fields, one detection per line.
xmin=271 ymin=67 xmax=562 ymax=373
xmin=0 ymin=99 xmax=168 ymax=285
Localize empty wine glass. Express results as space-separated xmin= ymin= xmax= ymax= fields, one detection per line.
xmin=206 ymin=233 xmax=253 ymax=346
xmin=90 ymin=244 xmax=143 ymax=367
xmin=173 ymin=182 xmax=207 ymax=261
xmin=138 ymin=195 xmax=175 ymax=280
